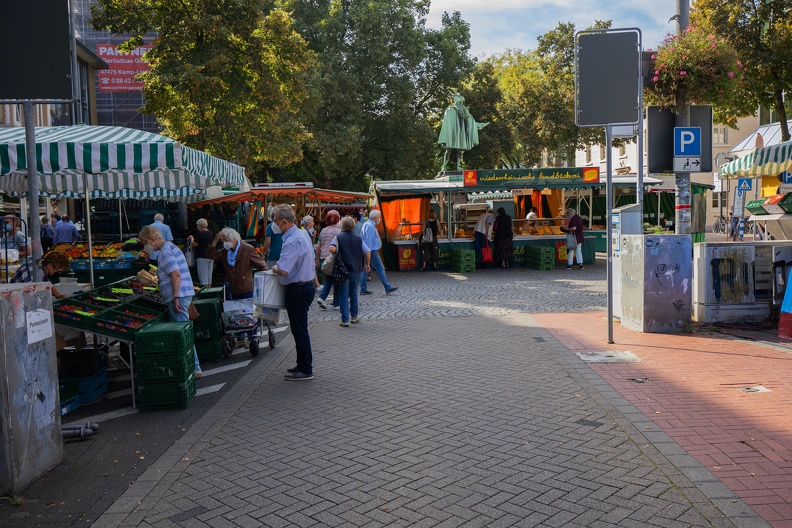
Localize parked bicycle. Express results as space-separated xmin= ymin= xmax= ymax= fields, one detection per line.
xmin=712 ymin=215 xmax=728 ymax=235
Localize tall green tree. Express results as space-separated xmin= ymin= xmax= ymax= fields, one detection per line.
xmin=90 ymin=0 xmax=316 ymax=175
xmin=280 ymin=1 xmax=475 ymax=189
xmin=693 ymin=0 xmax=792 ymax=140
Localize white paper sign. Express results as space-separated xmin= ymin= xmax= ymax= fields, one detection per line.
xmin=26 ymin=309 xmax=52 ymax=344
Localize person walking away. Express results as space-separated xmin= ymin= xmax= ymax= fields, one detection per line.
xmin=188 ymin=218 xmax=215 ymax=287
xmin=330 ymin=216 xmax=371 ymax=326
xmin=147 ymin=213 xmax=173 ymax=261
xmin=270 ymin=204 xmax=316 ymax=381
xmin=40 ymin=215 xmax=55 ymax=254
xmin=205 ymin=228 xmax=267 ymax=300
xmin=316 ymin=210 xmax=341 ymax=309
xmin=493 ymin=207 xmax=513 ymax=268
xmin=473 ymin=207 xmax=494 ymax=268
xmin=52 ymin=214 xmax=80 ymax=245
xmin=139 ymin=226 xmax=203 ymax=378
xmin=563 ymin=208 xmax=585 ymax=270
xmin=300 ymin=216 xmax=321 ymax=288
xmin=261 ymin=215 xmax=283 ymax=269
xmin=421 ymin=210 xmax=439 ymax=271
xmin=359 ymin=210 xmax=399 ymax=295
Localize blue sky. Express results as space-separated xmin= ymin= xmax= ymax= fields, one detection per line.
xmin=426 ymin=0 xmax=676 ymax=58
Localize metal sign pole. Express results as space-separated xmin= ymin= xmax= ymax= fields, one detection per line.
xmin=23 ymin=102 xmax=43 ymax=282
xmin=605 ymin=125 xmax=615 ymax=343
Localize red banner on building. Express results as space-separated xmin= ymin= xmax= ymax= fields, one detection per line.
xmin=97 ymin=44 xmax=153 ymax=92
xmin=463 ymin=170 xmax=477 ymax=187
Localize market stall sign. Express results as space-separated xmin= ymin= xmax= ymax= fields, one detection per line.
xmin=458 ymin=168 xmax=600 ymax=189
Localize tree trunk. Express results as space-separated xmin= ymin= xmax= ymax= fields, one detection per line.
xmin=776 ymin=89 xmax=790 ymax=142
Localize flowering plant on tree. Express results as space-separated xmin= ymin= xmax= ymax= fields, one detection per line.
xmin=645 ymin=25 xmax=754 ymax=126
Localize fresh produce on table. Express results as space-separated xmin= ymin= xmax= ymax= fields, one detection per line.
xmin=56 ymin=304 xmax=101 ymax=316
xmin=100 ymin=242 xmax=124 ymax=258
xmin=120 ymin=308 xmax=158 ymax=320
xmin=65 ymin=243 xmax=88 ymax=259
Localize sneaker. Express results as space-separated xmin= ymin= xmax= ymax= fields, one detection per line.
xmin=339 ymin=321 xmax=349 ymax=327
xmin=579 ymin=265 xmax=584 ymax=270
xmin=386 ymin=287 xmax=399 ymax=294
xmin=195 ymin=370 xmax=203 ymax=379
xmin=285 ymin=371 xmax=314 ymax=381
xmin=317 ymin=298 xmax=328 ymax=309
xmin=566 ymin=266 xmax=572 ymax=270
xmin=351 ymin=316 xmax=360 ymax=324
xmin=360 ymin=291 xmax=373 ymax=295
xmin=286 ymin=365 xmax=299 ymax=374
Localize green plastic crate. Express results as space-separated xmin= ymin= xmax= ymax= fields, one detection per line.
xmin=192 ymin=298 xmax=222 ymax=320
xmin=135 ymin=321 xmax=194 ymax=354
xmin=197 ymin=287 xmax=224 ymax=300
xmin=137 ymin=344 xmax=194 ymax=383
xmin=59 ymin=380 xmax=80 ymax=402
xmin=745 ymin=199 xmax=768 ymax=215
xmin=127 ymin=297 xmax=169 ymax=314
xmin=53 ymin=299 xmax=107 ymax=329
xmin=196 ymin=340 xmax=224 ymax=362
xmin=138 ymin=375 xmax=196 ymax=412
xmin=115 ymin=304 xmax=165 ymax=322
xmin=779 ymin=193 xmax=792 ymax=214
xmin=194 ymin=322 xmax=222 ymax=342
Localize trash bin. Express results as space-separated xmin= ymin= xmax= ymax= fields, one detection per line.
xmin=394 ymin=240 xmax=419 ymax=271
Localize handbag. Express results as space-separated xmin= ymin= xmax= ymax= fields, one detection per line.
xmin=183 ymin=246 xmax=196 ymax=267
xmin=422 ymin=221 xmax=434 ymax=244
xmin=566 ymin=233 xmax=578 ymax=250
xmin=481 ymin=245 xmax=494 ymax=264
xmin=332 ymin=240 xmax=350 ymax=287
xmin=188 ymin=302 xmax=199 ymax=321
xmin=320 ymin=237 xmax=337 ymax=275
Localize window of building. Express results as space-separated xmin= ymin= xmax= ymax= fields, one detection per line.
xmin=599 ymin=145 xmax=605 ymax=160
xmin=713 ymin=126 xmax=728 ymax=146
xmin=585 ymin=145 xmax=592 ymax=164
xmin=618 ymin=145 xmax=626 ymax=157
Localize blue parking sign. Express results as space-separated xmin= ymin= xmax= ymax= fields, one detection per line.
xmin=674 ymin=127 xmax=701 ymax=157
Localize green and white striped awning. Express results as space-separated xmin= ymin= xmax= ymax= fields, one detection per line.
xmin=720 ymin=140 xmax=792 ymax=178
xmin=0 ymin=124 xmax=245 ymax=197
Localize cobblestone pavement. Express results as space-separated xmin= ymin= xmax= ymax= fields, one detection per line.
xmin=89 ymin=259 xmax=765 ymax=527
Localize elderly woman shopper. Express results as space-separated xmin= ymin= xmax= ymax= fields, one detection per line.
xmin=206 ymin=227 xmax=267 ymax=300
xmin=493 ymin=207 xmax=514 ymax=268
xmin=188 ymin=218 xmax=215 ymax=287
xmin=139 ymin=226 xmax=203 ymax=378
xmin=329 ymin=216 xmax=371 ymax=326
xmin=316 ymin=210 xmax=341 ymax=310
xmin=562 ymin=208 xmax=585 ymax=270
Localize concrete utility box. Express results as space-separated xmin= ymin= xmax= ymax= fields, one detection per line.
xmin=620 ymin=235 xmax=692 ymax=333
xmin=612 ymin=203 xmax=644 ymax=318
xmin=0 ymin=283 xmax=62 ymax=494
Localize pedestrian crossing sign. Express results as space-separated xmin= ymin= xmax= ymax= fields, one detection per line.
xmin=737 ymin=178 xmax=752 ymax=191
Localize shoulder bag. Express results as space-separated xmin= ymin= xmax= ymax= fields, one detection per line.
xmin=332 ymin=239 xmax=350 ymax=287
xmin=320 ymin=237 xmax=337 ymax=275
xmin=188 ymin=302 xmax=200 ymax=321
xmin=566 ymin=232 xmax=578 ymax=250
xmin=422 ymin=221 xmax=434 ymax=244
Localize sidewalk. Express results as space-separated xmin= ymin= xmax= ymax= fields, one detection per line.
xmin=2 ymin=263 xmax=786 ymax=527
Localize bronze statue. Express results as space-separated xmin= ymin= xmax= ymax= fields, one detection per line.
xmin=438 ymin=94 xmax=488 ymax=171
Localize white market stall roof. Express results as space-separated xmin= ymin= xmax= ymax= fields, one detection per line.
xmin=729 ymin=120 xmax=792 ymax=155
xmin=720 ymin=140 xmax=792 ymax=179
xmin=0 ymin=124 xmax=245 ymax=198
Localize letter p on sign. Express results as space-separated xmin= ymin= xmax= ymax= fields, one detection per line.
xmin=674 ymin=127 xmax=701 ymax=157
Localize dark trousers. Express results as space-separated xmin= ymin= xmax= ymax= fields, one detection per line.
xmin=285 ymin=282 xmax=315 ymax=375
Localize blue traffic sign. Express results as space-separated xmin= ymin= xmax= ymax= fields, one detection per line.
xmin=782 ymin=172 xmax=792 ymax=184
xmin=737 ymin=178 xmax=752 ymax=191
xmin=674 ymin=127 xmax=701 ymax=157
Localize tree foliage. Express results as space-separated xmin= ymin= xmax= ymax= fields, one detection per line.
xmin=693 ymin=0 xmax=792 ymax=140
xmin=90 ymin=0 xmax=315 ymax=175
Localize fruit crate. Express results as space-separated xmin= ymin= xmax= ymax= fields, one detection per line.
xmin=137 ymin=343 xmax=194 ymax=383
xmin=127 ymin=296 xmax=169 ymax=315
xmin=60 ymin=396 xmax=80 ymax=416
xmin=197 ymin=287 xmax=224 ymax=300
xmin=90 ymin=310 xmax=150 ymax=340
xmin=53 ymin=299 xmax=107 ymax=329
xmin=59 ymin=380 xmax=80 ymax=402
xmin=116 ymin=304 xmax=166 ymax=322
xmin=135 ymin=321 xmax=194 ymax=354
xmin=452 ymin=262 xmax=476 ymax=273
xmin=192 ymin=298 xmax=222 ymax=320
xmin=452 ymin=249 xmax=476 ymax=262
xmin=779 ymin=192 xmax=792 ymax=214
xmin=196 ymin=340 xmax=223 ymax=362
xmin=745 ymin=199 xmax=768 ymax=215
xmin=194 ymin=321 xmax=222 ymax=341
xmin=60 ymin=367 xmax=109 ymax=404
xmin=138 ymin=375 xmax=196 ymax=412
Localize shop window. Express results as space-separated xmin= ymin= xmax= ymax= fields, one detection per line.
xmin=713 ymin=126 xmax=728 ymax=146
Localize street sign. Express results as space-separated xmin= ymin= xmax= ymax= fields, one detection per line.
xmin=782 ymin=172 xmax=792 ymax=184
xmin=737 ymin=178 xmax=752 ymax=191
xmin=674 ymin=127 xmax=701 ymax=157
xmin=673 ymin=157 xmax=701 ymax=172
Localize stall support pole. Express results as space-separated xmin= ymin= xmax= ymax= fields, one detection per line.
xmin=119 ymin=199 xmax=122 ymax=240
xmin=84 ymin=174 xmax=94 ymax=287
xmin=605 ymin=125 xmax=614 ymax=344
xmin=23 ymin=102 xmax=43 ymax=282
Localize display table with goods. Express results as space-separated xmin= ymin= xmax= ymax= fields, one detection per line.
xmin=52 ymin=276 xmax=203 ymax=411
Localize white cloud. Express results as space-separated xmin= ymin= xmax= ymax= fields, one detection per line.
xmin=426 ymin=0 xmax=676 ymax=56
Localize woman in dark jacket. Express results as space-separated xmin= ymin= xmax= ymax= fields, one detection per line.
xmin=329 ymin=216 xmax=371 ymax=326
xmin=206 ymin=227 xmax=268 ymax=299
xmin=421 ymin=209 xmax=440 ymax=271
xmin=493 ymin=207 xmax=514 ymax=268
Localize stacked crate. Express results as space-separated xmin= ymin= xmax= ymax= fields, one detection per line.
xmin=192 ymin=298 xmax=224 ymax=362
xmin=451 ymin=249 xmax=476 ymax=273
xmin=525 ymin=246 xmax=555 ymax=270
xmin=135 ymin=321 xmax=196 ymax=412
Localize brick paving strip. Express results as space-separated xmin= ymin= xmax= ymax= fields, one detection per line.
xmin=93 ymin=313 xmax=765 ymax=528
xmin=534 ymin=312 xmax=791 ymax=527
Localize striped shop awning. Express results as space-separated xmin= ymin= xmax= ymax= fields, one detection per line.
xmin=0 ymin=124 xmax=245 ymax=197
xmin=720 ymin=140 xmax=792 ymax=178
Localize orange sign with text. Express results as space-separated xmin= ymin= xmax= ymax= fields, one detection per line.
xmin=463 ymin=170 xmax=478 ymax=187
xmin=398 ymin=246 xmax=417 ymax=270
xmin=582 ymin=167 xmax=600 ymax=183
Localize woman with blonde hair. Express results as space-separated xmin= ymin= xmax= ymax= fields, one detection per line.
xmin=205 ymin=227 xmax=267 ymax=300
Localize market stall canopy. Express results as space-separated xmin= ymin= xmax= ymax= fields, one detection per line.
xmin=729 ymin=120 xmax=792 ymax=156
xmin=191 ymin=185 xmax=373 ymax=207
xmin=0 ymin=124 xmax=246 ymax=198
xmin=720 ymin=140 xmax=792 ymax=178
